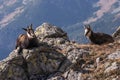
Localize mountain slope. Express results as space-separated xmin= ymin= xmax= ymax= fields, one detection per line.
xmin=0 ymin=0 xmax=120 ymax=60
xmin=0 ymin=23 xmax=120 ymax=80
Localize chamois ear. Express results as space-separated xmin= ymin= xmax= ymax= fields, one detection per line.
xmin=84 ymin=25 xmax=87 ymax=29
xmin=22 ymin=28 xmax=27 ymax=31
xmin=88 ymin=24 xmax=91 ymax=29
xmin=29 ymin=24 xmax=33 ymax=29
xmin=84 ymin=25 xmax=85 ymax=29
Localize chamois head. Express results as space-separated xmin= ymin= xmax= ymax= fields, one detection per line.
xmin=22 ymin=24 xmax=36 ymax=38
xmin=84 ymin=25 xmax=93 ymax=37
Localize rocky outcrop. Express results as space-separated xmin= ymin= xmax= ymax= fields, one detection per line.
xmin=0 ymin=23 xmax=89 ymax=80
xmin=0 ymin=23 xmax=120 ymax=80
xmin=108 ymin=51 xmax=120 ymax=60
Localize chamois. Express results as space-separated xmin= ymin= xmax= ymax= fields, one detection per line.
xmin=84 ymin=25 xmax=114 ymax=45
xmin=15 ymin=24 xmax=38 ymax=53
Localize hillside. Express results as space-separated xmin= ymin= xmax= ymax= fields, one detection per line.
xmin=0 ymin=23 xmax=120 ymax=80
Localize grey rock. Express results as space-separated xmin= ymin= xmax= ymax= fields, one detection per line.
xmin=67 ymin=49 xmax=89 ymax=63
xmin=96 ymin=57 xmax=103 ymax=68
xmin=35 ymin=23 xmax=69 ymax=46
xmin=64 ymin=69 xmax=83 ymax=80
xmin=0 ymin=51 xmax=28 ymax=80
xmin=35 ymin=23 xmax=68 ymax=39
xmin=104 ymin=62 xmax=111 ymax=69
xmin=47 ymin=69 xmax=84 ymax=80
xmin=25 ymin=47 xmax=65 ymax=76
xmin=30 ymin=74 xmax=46 ymax=80
xmin=112 ymin=26 xmax=120 ymax=43
xmin=112 ymin=76 xmax=120 ymax=80
xmin=47 ymin=72 xmax=65 ymax=80
xmin=96 ymin=57 xmax=100 ymax=67
xmin=47 ymin=76 xmax=64 ymax=80
xmin=108 ymin=51 xmax=120 ymax=60
xmin=104 ymin=62 xmax=120 ymax=73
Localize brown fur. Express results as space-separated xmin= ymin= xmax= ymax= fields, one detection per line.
xmin=84 ymin=25 xmax=114 ymax=45
xmin=15 ymin=24 xmax=38 ymax=53
xmin=16 ymin=34 xmax=29 ymax=49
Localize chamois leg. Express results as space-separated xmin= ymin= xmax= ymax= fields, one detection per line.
xmin=33 ymin=42 xmax=39 ymax=47
xmin=14 ymin=46 xmax=23 ymax=54
xmin=18 ymin=47 xmax=23 ymax=54
xmin=15 ymin=39 xmax=21 ymax=49
xmin=16 ymin=43 xmax=26 ymax=54
xmin=15 ymin=41 xmax=21 ymax=53
xmin=15 ymin=45 xmax=18 ymax=49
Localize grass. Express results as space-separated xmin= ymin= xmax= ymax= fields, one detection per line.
xmin=72 ymin=42 xmax=120 ymax=80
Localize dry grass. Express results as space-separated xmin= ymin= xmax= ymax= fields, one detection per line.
xmin=72 ymin=42 xmax=120 ymax=80
xmin=74 ymin=42 xmax=120 ymax=59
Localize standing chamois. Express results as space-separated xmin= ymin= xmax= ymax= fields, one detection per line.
xmin=84 ymin=25 xmax=114 ymax=45
xmin=15 ymin=24 xmax=38 ymax=53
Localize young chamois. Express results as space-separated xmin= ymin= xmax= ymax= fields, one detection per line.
xmin=15 ymin=24 xmax=38 ymax=53
xmin=84 ymin=25 xmax=114 ymax=45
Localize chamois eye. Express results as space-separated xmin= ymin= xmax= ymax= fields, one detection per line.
xmin=29 ymin=29 xmax=34 ymax=35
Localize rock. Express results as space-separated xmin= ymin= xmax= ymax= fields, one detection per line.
xmin=104 ymin=62 xmax=111 ymax=69
xmin=47 ymin=69 xmax=83 ymax=80
xmin=0 ymin=51 xmax=28 ymax=80
xmin=47 ymin=72 xmax=65 ymax=80
xmin=0 ymin=45 xmax=67 ymax=80
xmin=112 ymin=26 xmax=120 ymax=43
xmin=47 ymin=76 xmax=64 ymax=80
xmin=24 ymin=47 xmax=66 ymax=76
xmin=96 ymin=57 xmax=103 ymax=68
xmin=67 ymin=49 xmax=89 ymax=63
xmin=104 ymin=62 xmax=120 ymax=73
xmin=96 ymin=57 xmax=100 ymax=67
xmin=30 ymin=74 xmax=46 ymax=80
xmin=112 ymin=76 xmax=119 ymax=80
xmin=112 ymin=26 xmax=120 ymax=38
xmin=35 ymin=23 xmax=69 ymax=46
xmin=1 ymin=23 xmax=120 ymax=80
xmin=35 ymin=23 xmax=70 ymax=46
xmin=108 ymin=51 xmax=120 ymax=60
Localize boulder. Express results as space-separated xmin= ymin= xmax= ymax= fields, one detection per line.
xmin=104 ymin=62 xmax=120 ymax=73
xmin=47 ymin=69 xmax=83 ymax=80
xmin=112 ymin=26 xmax=120 ymax=43
xmin=108 ymin=51 xmax=120 ymax=60
xmin=35 ymin=23 xmax=69 ymax=45
xmin=0 ymin=51 xmax=28 ymax=80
